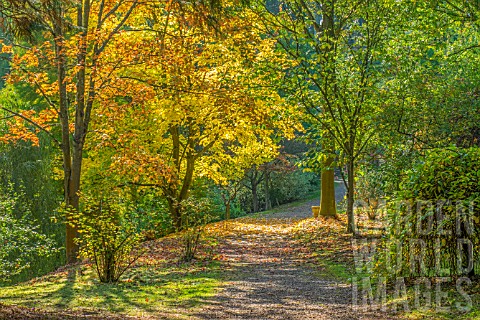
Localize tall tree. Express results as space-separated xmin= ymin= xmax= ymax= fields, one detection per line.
xmin=257 ymin=0 xmax=394 ymax=233
xmin=0 ymin=0 xmax=139 ymax=262
xmin=83 ymin=3 xmax=297 ymax=229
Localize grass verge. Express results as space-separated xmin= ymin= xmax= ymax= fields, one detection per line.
xmin=0 ymin=239 xmax=224 ymax=319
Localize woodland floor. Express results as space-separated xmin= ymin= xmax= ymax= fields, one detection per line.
xmin=1 ymin=186 xmax=465 ymax=319
xmin=190 ymin=185 xmax=395 ymax=320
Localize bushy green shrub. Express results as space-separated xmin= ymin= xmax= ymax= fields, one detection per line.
xmin=177 ymin=179 xmax=223 ymax=262
xmin=132 ymin=192 xmax=173 ymax=240
xmin=0 ymin=189 xmax=58 ymax=283
xmin=180 ymin=195 xmax=218 ymax=262
xmin=375 ymin=147 xmax=480 ymax=280
xmin=269 ymin=170 xmax=318 ymax=206
xmin=221 ymin=198 xmax=246 ymax=220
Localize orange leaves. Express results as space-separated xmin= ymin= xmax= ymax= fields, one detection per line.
xmin=0 ymin=125 xmax=40 ymax=147
xmin=37 ymin=109 xmax=58 ymax=123
xmin=0 ymin=109 xmax=58 ymax=147
xmin=113 ymin=150 xmax=175 ymax=185
xmin=78 ymin=3 xmax=301 ymax=195
xmin=6 ymin=42 xmax=60 ymax=103
xmin=0 ymin=0 xmax=301 ymax=203
xmin=1 ymin=44 xmax=12 ymax=54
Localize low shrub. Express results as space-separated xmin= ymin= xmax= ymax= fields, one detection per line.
xmin=74 ymin=195 xmax=143 ymax=283
xmin=179 ymin=196 xmax=217 ymax=262
xmin=356 ymin=163 xmax=385 ymax=220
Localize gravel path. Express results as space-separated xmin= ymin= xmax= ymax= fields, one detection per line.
xmin=193 ymin=185 xmax=395 ymax=320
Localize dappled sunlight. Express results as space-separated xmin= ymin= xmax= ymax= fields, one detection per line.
xmin=206 ymin=217 xmax=319 ymax=237
xmin=208 ymin=218 xmax=300 ymax=235
xmin=0 ymin=197 xmax=395 ymax=319
xmin=0 ymin=257 xmax=223 ymax=318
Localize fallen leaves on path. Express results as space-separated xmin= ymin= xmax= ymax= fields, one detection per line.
xmin=191 ymin=200 xmax=396 ymax=319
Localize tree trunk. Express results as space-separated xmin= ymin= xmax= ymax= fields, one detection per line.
xmin=252 ymin=181 xmax=259 ymax=213
xmin=54 ymin=18 xmax=79 ymax=263
xmin=225 ymin=201 xmax=231 ymax=220
xmin=320 ymin=134 xmax=337 ymax=217
xmin=346 ymin=159 xmax=356 ymax=234
xmin=245 ymin=166 xmax=264 ymax=213
xmin=316 ymin=8 xmax=337 ymax=219
xmin=164 ymin=126 xmax=197 ymax=230
xmin=61 ymin=0 xmax=91 ymax=264
xmin=171 ymin=203 xmax=182 ymax=230
xmin=265 ymin=171 xmax=271 ymax=211
xmin=320 ymin=155 xmax=337 ymax=217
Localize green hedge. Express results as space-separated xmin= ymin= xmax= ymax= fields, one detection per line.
xmin=377 ymin=147 xmax=480 ymax=279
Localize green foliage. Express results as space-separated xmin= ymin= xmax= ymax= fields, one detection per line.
xmin=376 ymin=147 xmax=480 ymax=280
xmin=0 ymin=140 xmax=64 ymax=284
xmin=300 ymin=125 xmax=336 ymax=174
xmin=0 ymin=186 xmax=58 ymax=283
xmin=131 ymin=192 xmax=173 ymax=240
xmin=220 ymin=197 xmax=246 ymax=220
xmin=190 ymin=179 xmax=224 ymax=219
xmin=355 ymin=159 xmax=386 ymax=220
xmin=269 ymin=170 xmax=319 ymax=205
xmin=0 ymin=31 xmax=10 ymax=89
xmin=0 ymin=141 xmax=61 ymax=222
xmin=75 ymin=195 xmax=144 ymax=283
xmin=239 ymin=169 xmax=318 ymax=212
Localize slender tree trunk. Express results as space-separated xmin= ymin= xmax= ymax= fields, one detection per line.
xmin=61 ymin=0 xmax=91 ymax=264
xmin=167 ymin=185 xmax=191 ymax=231
xmin=163 ymin=188 xmax=181 ymax=230
xmin=252 ymin=181 xmax=259 ymax=213
xmin=171 ymin=203 xmax=182 ymax=230
xmin=222 ymin=182 xmax=241 ymax=222
xmin=265 ymin=171 xmax=271 ymax=211
xmin=54 ymin=17 xmax=80 ymax=263
xmin=346 ymin=159 xmax=356 ymax=234
xmin=164 ymin=126 xmax=197 ymax=230
xmin=166 ymin=125 xmax=185 ymax=230
xmin=179 ymin=153 xmax=195 ymax=204
xmin=246 ymin=166 xmax=264 ymax=213
xmin=225 ymin=201 xmax=231 ymax=220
